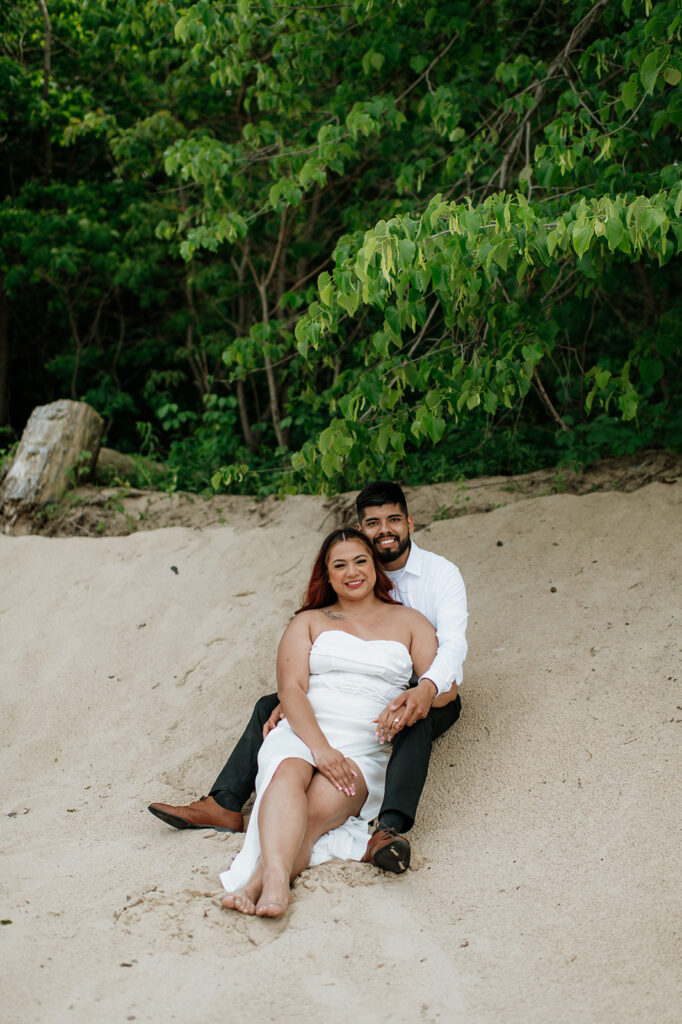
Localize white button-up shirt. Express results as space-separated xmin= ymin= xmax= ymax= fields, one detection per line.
xmin=385 ymin=539 xmax=468 ymax=696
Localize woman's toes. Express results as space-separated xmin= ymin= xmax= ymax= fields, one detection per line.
xmin=222 ymin=890 xmax=256 ymax=914
xmin=255 ymin=898 xmax=288 ymax=918
xmin=235 ymin=893 xmax=256 ymax=915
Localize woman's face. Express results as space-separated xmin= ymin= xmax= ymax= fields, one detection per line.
xmin=326 ymin=538 xmax=377 ymax=601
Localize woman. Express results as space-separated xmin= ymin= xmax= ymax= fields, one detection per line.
xmin=220 ymin=528 xmax=437 ymax=917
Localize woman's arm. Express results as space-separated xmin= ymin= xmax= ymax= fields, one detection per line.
xmin=411 ymin=613 xmax=459 ymax=708
xmin=408 ymin=612 xmax=439 ymax=681
xmin=276 ymin=615 xmax=357 ymax=795
xmin=374 ymin=610 xmax=439 ymax=743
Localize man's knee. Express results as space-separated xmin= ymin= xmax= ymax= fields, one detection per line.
xmin=393 ymin=714 xmax=432 ymax=751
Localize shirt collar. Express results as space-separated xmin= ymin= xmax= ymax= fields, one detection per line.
xmin=399 ymin=538 xmax=423 ymax=577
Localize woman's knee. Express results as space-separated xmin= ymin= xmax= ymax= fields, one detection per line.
xmin=305 ymin=771 xmax=366 ymax=830
xmin=270 ymin=757 xmax=312 ymax=790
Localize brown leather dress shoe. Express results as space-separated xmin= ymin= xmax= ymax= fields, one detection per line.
xmin=362 ymin=827 xmax=411 ymax=873
xmin=147 ymin=795 xmax=244 ymax=833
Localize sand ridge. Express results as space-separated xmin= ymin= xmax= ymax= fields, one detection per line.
xmin=1 ymin=478 xmax=681 ymax=1023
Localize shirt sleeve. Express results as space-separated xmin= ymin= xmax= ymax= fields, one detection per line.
xmin=418 ymin=562 xmax=468 ymax=695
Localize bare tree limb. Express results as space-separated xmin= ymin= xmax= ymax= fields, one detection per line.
xmin=533 ymin=366 xmax=571 ymax=432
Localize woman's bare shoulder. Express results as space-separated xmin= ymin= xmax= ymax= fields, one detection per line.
xmin=391 ymin=604 xmax=434 ymax=632
xmin=285 ymin=607 xmax=336 ymax=635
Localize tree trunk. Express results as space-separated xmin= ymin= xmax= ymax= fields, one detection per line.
xmin=236 ymin=378 xmax=257 ymax=453
xmin=0 ymin=400 xmax=104 ymax=522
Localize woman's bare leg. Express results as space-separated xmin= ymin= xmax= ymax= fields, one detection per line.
xmin=288 ymin=761 xmax=368 ymax=883
xmin=224 ymin=757 xmax=368 ymax=919
xmin=255 ymin=758 xmax=314 ymax=917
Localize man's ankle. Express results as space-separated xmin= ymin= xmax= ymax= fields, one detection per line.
xmin=375 ymin=814 xmax=410 ymax=835
xmin=210 ymin=792 xmax=242 ymax=814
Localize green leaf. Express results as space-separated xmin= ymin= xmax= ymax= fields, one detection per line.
xmin=321 ymin=451 xmax=338 ymax=478
xmin=385 ymin=305 xmax=401 ymax=338
xmin=621 ymin=77 xmax=638 ymax=111
xmin=640 ymin=48 xmax=664 ymax=96
xmin=377 ymin=420 xmax=392 ymax=453
xmin=618 ymin=390 xmax=639 ymax=421
xmin=491 ymin=242 xmax=510 ymax=270
xmin=428 ymin=416 xmax=446 ymax=443
xmin=483 ymin=390 xmax=498 ymax=415
xmin=397 ymin=237 xmax=416 ymax=268
xmin=337 ymin=289 xmax=360 ymax=316
xmin=318 ymin=272 xmax=333 ymax=308
xmin=572 ymin=223 xmax=593 ymax=259
xmin=604 ymin=217 xmax=624 ymax=251
xmin=639 ymin=357 xmax=663 ymax=385
xmin=664 ymin=67 xmax=681 ymax=87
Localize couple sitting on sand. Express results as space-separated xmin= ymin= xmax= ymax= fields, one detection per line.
xmin=149 ymin=481 xmax=468 ymax=917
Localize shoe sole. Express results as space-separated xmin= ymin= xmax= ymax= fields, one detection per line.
xmin=147 ymin=805 xmax=240 ymax=833
xmin=372 ymin=837 xmax=411 ymax=874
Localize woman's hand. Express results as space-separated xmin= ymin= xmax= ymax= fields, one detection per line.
xmin=373 ymin=679 xmax=437 ymax=742
xmin=312 ymin=744 xmax=358 ymax=796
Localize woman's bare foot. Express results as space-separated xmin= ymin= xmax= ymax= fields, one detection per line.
xmin=221 ymin=889 xmax=257 ymax=915
xmin=221 ymin=861 xmax=264 ymax=914
xmin=256 ymin=867 xmax=290 ymax=918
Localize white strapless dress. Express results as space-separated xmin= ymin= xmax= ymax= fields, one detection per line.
xmin=219 ymin=629 xmax=413 ymax=892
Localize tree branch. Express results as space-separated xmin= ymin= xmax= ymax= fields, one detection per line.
xmin=533 ymin=366 xmax=571 ymax=433
xmin=490 ymin=0 xmax=611 ymax=189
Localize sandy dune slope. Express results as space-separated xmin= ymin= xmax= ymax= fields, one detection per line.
xmin=1 ymin=479 xmax=680 ymax=1024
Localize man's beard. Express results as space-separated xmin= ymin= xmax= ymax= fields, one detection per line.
xmin=373 ymin=534 xmax=411 ymax=565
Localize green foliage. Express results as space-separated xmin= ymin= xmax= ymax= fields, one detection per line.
xmin=1 ymin=0 xmax=680 ymax=495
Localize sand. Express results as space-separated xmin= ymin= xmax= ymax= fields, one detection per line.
xmin=1 ymin=477 xmax=680 ymax=1023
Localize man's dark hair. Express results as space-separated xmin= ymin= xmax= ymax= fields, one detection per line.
xmin=356 ymin=481 xmax=409 ymax=520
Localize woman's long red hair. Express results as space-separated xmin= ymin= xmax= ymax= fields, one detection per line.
xmin=296 ymin=528 xmax=399 ymax=613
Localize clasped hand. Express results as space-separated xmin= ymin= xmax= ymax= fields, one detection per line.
xmin=373 ymin=679 xmax=436 ymax=744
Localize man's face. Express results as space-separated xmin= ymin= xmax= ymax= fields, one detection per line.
xmin=357 ymin=502 xmax=413 ymax=569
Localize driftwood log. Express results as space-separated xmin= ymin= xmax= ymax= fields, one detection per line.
xmin=0 ymin=400 xmax=103 ymax=525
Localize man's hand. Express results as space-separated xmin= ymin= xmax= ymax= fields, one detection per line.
xmin=312 ymin=744 xmax=358 ymax=796
xmin=262 ymin=703 xmax=285 ymax=739
xmin=373 ymin=679 xmax=437 ymax=743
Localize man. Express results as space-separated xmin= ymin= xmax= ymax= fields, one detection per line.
xmin=148 ymin=481 xmax=467 ymax=874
